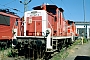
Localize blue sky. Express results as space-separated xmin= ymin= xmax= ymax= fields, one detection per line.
xmin=0 ymin=0 xmax=90 ymax=22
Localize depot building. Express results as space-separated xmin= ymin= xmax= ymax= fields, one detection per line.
xmin=75 ymin=22 xmax=90 ymax=39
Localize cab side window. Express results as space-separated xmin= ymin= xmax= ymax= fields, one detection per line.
xmin=15 ymin=19 xmax=18 ymax=26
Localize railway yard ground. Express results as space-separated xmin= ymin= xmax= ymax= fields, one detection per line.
xmin=0 ymin=38 xmax=90 ymax=60
xmin=51 ymin=38 xmax=90 ymax=60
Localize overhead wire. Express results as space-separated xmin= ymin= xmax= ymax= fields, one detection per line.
xmin=64 ymin=14 xmax=71 ymax=20
xmin=50 ymin=0 xmax=54 ymax=4
xmin=49 ymin=0 xmax=71 ymax=20
xmin=60 ymin=0 xmax=74 ymax=20
xmin=0 ymin=4 xmax=23 ymax=13
xmin=0 ymin=0 xmax=24 ymax=13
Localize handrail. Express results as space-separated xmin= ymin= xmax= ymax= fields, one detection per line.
xmin=47 ymin=20 xmax=53 ymax=37
xmin=12 ymin=21 xmax=22 ymax=36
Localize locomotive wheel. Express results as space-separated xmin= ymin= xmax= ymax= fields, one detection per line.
xmin=44 ymin=52 xmax=51 ymax=60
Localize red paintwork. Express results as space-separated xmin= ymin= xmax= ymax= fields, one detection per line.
xmin=66 ymin=20 xmax=77 ymax=36
xmin=26 ymin=16 xmax=42 ymax=36
xmin=0 ymin=12 xmax=21 ymax=40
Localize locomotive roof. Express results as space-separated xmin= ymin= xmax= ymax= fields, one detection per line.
xmin=67 ymin=20 xmax=74 ymax=24
xmin=33 ymin=5 xmax=58 ymax=10
xmin=0 ymin=9 xmax=20 ymax=18
xmin=59 ymin=8 xmax=64 ymax=12
xmin=46 ymin=5 xmax=58 ymax=9
xmin=0 ymin=11 xmax=20 ymax=18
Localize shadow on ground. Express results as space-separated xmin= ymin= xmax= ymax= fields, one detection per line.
xmin=74 ymin=56 xmax=90 ymax=60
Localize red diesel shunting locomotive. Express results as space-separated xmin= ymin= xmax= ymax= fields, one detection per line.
xmin=13 ymin=4 xmax=78 ymax=59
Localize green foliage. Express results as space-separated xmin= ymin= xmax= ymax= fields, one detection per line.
xmin=7 ymin=49 xmax=18 ymax=57
xmin=2 ymin=48 xmax=4 ymax=51
xmin=52 ymin=48 xmax=69 ymax=60
xmin=83 ymin=38 xmax=88 ymax=43
xmin=73 ymin=39 xmax=81 ymax=45
xmin=7 ymin=51 xmax=13 ymax=57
